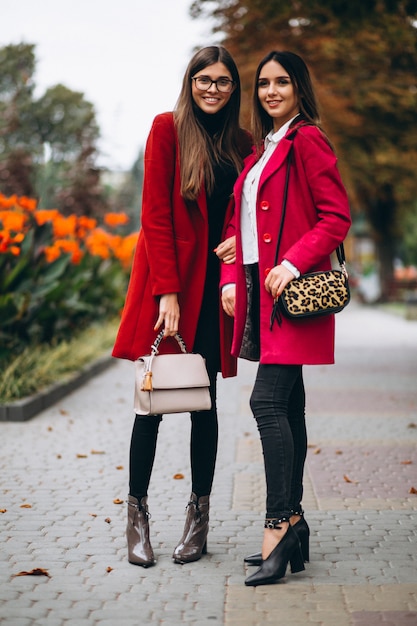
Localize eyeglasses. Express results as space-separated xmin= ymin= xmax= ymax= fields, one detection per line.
xmin=191 ymin=75 xmax=235 ymax=93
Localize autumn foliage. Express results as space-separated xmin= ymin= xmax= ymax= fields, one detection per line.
xmin=0 ymin=193 xmax=137 ymax=357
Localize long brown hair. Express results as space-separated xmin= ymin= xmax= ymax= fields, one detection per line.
xmin=175 ymin=46 xmax=244 ymax=200
xmin=252 ymin=51 xmax=320 ymax=153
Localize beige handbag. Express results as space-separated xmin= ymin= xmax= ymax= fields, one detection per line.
xmin=134 ymin=331 xmax=212 ymax=415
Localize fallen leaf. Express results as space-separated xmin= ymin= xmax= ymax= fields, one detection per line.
xmin=116 ymin=466 xmax=124 ymax=470
xmin=106 ymin=566 xmax=113 ymax=573
xmin=307 ymin=443 xmax=318 ymax=448
xmin=56 ymin=454 xmax=62 ymax=459
xmin=20 ymin=503 xmax=32 ymax=508
xmin=407 ymin=422 xmax=416 ymax=429
xmin=314 ymin=448 xmax=321 ymax=455
xmin=76 ymin=454 xmax=88 ymax=458
xmin=47 ymin=426 xmax=53 ymax=432
xmin=113 ymin=498 xmax=123 ymax=505
xmin=104 ymin=517 xmax=111 ymax=524
xmin=173 ymin=473 xmax=184 ymax=480
xmin=91 ymin=449 xmax=105 ymax=455
xmin=13 ymin=568 xmax=50 ymax=578
xmin=343 ymin=474 xmax=358 ymax=484
xmin=59 ymin=409 xmax=69 ymax=416
xmin=401 ymin=460 xmax=413 ymax=465
xmin=89 ymin=513 xmax=97 ymax=517
xmin=335 ymin=450 xmax=343 ymax=455
xmin=0 ymin=509 xmax=7 ymax=513
xmin=409 ymin=486 xmax=417 ymax=494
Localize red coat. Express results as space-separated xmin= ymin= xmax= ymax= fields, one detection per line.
xmin=112 ymin=112 xmax=250 ymax=377
xmin=221 ymin=122 xmax=352 ymax=365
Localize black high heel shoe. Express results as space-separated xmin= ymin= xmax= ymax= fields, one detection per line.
xmin=244 ymin=513 xmax=310 ymax=566
xmin=245 ymin=523 xmax=305 ymax=587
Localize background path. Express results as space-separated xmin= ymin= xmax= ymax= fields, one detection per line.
xmin=1 ymin=302 xmax=416 ymax=625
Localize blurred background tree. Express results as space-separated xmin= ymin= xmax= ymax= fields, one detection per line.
xmin=191 ymin=0 xmax=417 ymax=299
xmin=0 ymin=43 xmax=115 ymax=219
xmin=0 ymin=43 xmax=38 ymax=197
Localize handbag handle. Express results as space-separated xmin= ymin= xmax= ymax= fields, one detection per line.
xmin=141 ymin=331 xmax=189 ymax=392
xmin=150 ymin=330 xmax=188 ymax=356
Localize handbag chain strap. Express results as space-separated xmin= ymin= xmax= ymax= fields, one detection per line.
xmin=151 ymin=330 xmax=188 ymax=355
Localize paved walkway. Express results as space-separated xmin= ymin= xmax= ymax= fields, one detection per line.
xmin=1 ymin=302 xmax=417 ymax=626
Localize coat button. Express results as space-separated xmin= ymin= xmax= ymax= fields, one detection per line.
xmin=260 ymin=200 xmax=270 ymax=211
xmin=263 ymin=233 xmax=272 ymax=243
xmin=264 ymin=267 xmax=271 ymax=277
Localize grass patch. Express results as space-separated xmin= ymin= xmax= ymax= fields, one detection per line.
xmin=0 ymin=318 xmax=119 ymax=403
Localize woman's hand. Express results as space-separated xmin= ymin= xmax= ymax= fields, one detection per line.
xmin=221 ymin=285 xmax=236 ymax=317
xmin=264 ymin=265 xmax=295 ymax=299
xmin=215 ymin=236 xmax=236 ymax=264
xmin=154 ymin=293 xmax=180 ymax=336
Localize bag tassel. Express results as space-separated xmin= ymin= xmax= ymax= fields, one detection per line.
xmin=141 ymin=371 xmax=153 ymax=391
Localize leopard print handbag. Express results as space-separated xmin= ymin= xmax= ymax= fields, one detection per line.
xmin=279 ymin=261 xmax=350 ymax=320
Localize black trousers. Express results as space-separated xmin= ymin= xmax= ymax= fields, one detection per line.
xmin=250 ymin=363 xmax=307 ymax=520
xmin=129 ymin=367 xmax=218 ymax=500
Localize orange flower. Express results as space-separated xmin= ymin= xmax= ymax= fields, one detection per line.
xmin=85 ymin=228 xmax=113 ymax=259
xmin=56 ymin=239 xmax=83 ymax=264
xmin=77 ymin=216 xmax=97 ymax=239
xmin=18 ymin=196 xmax=37 ymax=211
xmin=34 ymin=209 xmax=59 ymax=226
xmin=53 ymin=214 xmax=77 ymax=239
xmin=113 ymin=232 xmax=138 ymax=268
xmin=104 ymin=212 xmax=130 ymax=228
xmin=0 ymin=210 xmax=27 ymax=232
xmin=43 ymin=245 xmax=61 ymax=263
xmin=0 ymin=231 xmax=11 ymax=252
xmin=0 ymin=194 xmax=18 ymax=209
xmin=0 ymin=228 xmax=25 ymax=254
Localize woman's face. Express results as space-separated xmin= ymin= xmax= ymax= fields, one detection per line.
xmin=257 ymin=60 xmax=300 ymax=131
xmin=191 ymin=62 xmax=235 ymax=115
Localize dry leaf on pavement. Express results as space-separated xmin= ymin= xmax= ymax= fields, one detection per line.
xmin=343 ymin=474 xmax=358 ymax=484
xmin=13 ymin=568 xmax=50 ymax=578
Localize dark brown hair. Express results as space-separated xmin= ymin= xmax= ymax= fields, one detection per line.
xmin=252 ymin=50 xmax=320 ymax=151
xmin=175 ymin=46 xmax=244 ymax=200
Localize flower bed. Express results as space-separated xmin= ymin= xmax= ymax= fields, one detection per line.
xmin=0 ymin=193 xmax=137 ymax=364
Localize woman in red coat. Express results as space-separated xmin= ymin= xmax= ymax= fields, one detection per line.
xmin=220 ymin=51 xmax=351 ymax=586
xmin=112 ymin=46 xmax=251 ymax=567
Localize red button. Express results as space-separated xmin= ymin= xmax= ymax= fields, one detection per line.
xmin=263 ymin=233 xmax=272 ymax=243
xmin=264 ymin=267 xmax=271 ymax=277
xmin=260 ymin=200 xmax=270 ymax=211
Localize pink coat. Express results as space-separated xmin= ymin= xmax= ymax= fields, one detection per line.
xmin=112 ymin=112 xmax=251 ymax=377
xmin=221 ymin=122 xmax=352 ymax=365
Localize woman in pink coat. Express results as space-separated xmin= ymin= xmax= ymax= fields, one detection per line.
xmin=220 ymin=51 xmax=351 ymax=586
xmin=112 ymin=46 xmax=251 ymax=568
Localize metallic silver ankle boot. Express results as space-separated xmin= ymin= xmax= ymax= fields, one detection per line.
xmin=126 ymin=495 xmax=155 ymax=567
xmin=172 ymin=492 xmax=209 ymax=564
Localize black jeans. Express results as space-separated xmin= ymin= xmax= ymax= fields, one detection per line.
xmin=129 ymin=368 xmax=218 ymax=500
xmin=249 ymin=364 xmax=307 ymax=520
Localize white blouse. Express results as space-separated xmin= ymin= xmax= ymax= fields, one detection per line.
xmin=241 ymin=115 xmax=300 ymax=265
